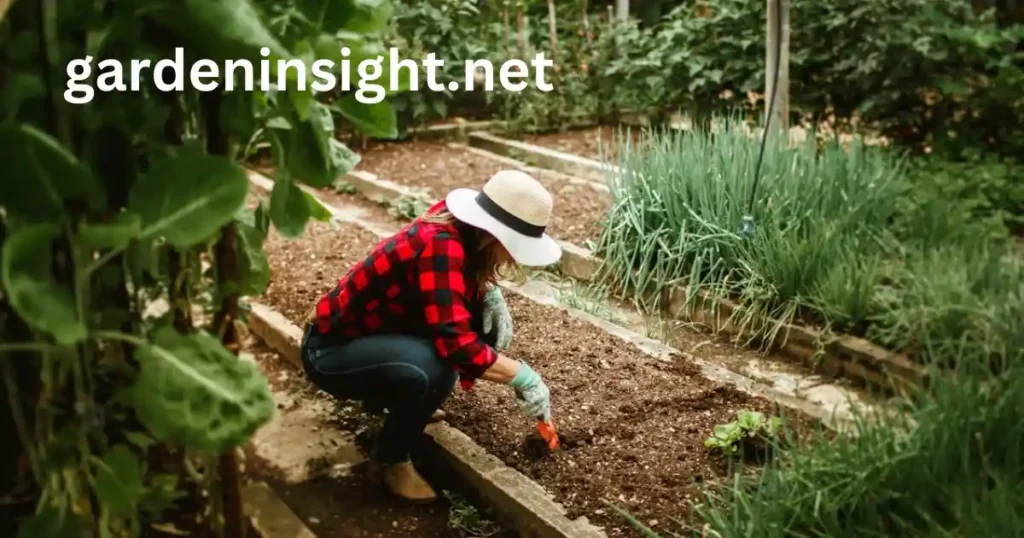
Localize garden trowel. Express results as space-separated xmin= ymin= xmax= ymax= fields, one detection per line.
xmin=536 ymin=416 xmax=560 ymax=451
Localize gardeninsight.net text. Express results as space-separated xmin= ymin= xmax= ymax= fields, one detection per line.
xmin=64 ymin=47 xmax=555 ymax=105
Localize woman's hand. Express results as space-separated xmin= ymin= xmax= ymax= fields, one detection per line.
xmin=482 ymin=285 xmax=513 ymax=350
xmin=508 ymin=361 xmax=551 ymax=422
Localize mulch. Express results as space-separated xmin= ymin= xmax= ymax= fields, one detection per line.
xmin=352 ymin=140 xmax=611 ymax=246
xmin=257 ymin=213 xmax=806 ymax=537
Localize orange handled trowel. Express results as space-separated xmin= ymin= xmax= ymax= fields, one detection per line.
xmin=536 ymin=417 xmax=560 ymax=451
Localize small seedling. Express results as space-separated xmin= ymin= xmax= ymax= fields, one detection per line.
xmin=387 ymin=193 xmax=432 ymax=221
xmin=704 ymin=410 xmax=782 ymax=457
xmin=442 ymin=490 xmax=503 ymax=538
xmin=332 ymin=179 xmax=357 ymax=194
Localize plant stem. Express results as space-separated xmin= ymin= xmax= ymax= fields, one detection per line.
xmin=40 ymin=0 xmax=71 ymax=147
xmin=0 ymin=342 xmax=62 ymax=355
xmin=203 ymin=88 xmax=245 ymax=538
xmin=0 ymin=360 xmax=43 ymax=484
xmin=90 ymin=330 xmax=146 ymax=347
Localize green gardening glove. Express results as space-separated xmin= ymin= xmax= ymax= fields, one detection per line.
xmin=508 ymin=362 xmax=551 ymax=422
xmin=482 ymin=285 xmax=513 ymax=350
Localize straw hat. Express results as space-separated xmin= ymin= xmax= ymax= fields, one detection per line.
xmin=445 ymin=170 xmax=562 ymax=267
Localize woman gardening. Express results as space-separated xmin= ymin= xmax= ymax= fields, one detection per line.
xmin=300 ymin=170 xmax=562 ymax=502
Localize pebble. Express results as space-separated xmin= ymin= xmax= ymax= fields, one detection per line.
xmin=308 ymin=517 xmax=320 ymax=525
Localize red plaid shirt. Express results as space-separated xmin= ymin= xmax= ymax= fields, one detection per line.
xmin=312 ymin=201 xmax=497 ymax=389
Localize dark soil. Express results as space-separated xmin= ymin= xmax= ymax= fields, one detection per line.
xmin=257 ymin=212 xmax=808 ymax=537
xmin=243 ymin=338 xmax=509 ymax=538
xmin=522 ymin=125 xmax=644 ymax=162
xmin=259 ymin=216 xmax=382 ymax=324
xmin=443 ymin=295 xmax=789 ymax=536
xmin=352 ymin=140 xmax=610 ymax=245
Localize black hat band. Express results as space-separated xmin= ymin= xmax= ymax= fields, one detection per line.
xmin=475 ymin=191 xmax=546 ymax=238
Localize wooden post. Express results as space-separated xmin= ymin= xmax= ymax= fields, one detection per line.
xmin=516 ymin=3 xmax=525 ymax=57
xmin=615 ymin=0 xmax=629 ymax=21
xmin=547 ymin=0 xmax=558 ymax=62
xmin=581 ymin=0 xmax=593 ymax=51
xmin=765 ymin=0 xmax=790 ymax=135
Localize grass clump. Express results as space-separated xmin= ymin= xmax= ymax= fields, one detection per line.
xmin=688 ymin=365 xmax=1024 ymax=538
xmin=597 ymin=114 xmax=1023 ymax=372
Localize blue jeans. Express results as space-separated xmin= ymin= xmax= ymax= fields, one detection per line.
xmin=301 ymin=314 xmax=497 ymax=463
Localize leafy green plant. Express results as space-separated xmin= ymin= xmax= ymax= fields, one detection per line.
xmin=0 ymin=0 xmax=402 ymax=535
xmin=387 ymin=190 xmax=432 ymax=221
xmin=387 ymin=0 xmax=504 ymax=130
xmin=690 ymin=364 xmax=1024 ymax=538
xmin=443 ymin=489 xmax=504 ymax=538
xmin=704 ymin=410 xmax=782 ymax=456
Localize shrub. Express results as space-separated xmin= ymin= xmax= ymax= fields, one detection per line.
xmin=590 ymin=0 xmax=1024 ymax=156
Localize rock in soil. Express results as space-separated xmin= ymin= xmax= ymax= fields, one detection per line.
xmin=258 ymin=215 xmax=809 ymax=537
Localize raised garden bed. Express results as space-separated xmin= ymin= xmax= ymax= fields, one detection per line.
xmin=349 ymin=140 xmax=610 ymax=245
xmin=522 ymin=126 xmax=643 ymax=163
xmin=256 ymin=210 xmax=813 ymax=537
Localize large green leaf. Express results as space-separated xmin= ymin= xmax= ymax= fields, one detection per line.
xmin=128 ymin=145 xmax=249 ymax=248
xmin=329 ymin=138 xmax=361 ymax=177
xmin=235 ymin=220 xmax=270 ymax=296
xmin=76 ymin=212 xmax=142 ymax=251
xmin=1 ymin=223 xmax=87 ymax=345
xmin=301 ymin=0 xmax=392 ymax=34
xmin=286 ymin=120 xmax=334 ymax=187
xmin=0 ymin=125 xmax=105 ymax=222
xmin=131 ymin=326 xmax=274 ymax=453
xmin=15 ymin=504 xmax=81 ymax=538
xmin=313 ymin=33 xmax=412 ymax=93
xmin=269 ymin=178 xmax=311 ymax=237
xmin=333 ymin=96 xmax=397 ymax=139
xmin=94 ymin=444 xmax=145 ymax=516
xmin=305 ymin=191 xmax=332 ymax=222
xmin=150 ymin=0 xmax=290 ymax=63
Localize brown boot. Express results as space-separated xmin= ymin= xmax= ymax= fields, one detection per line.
xmin=383 ymin=461 xmax=438 ymax=503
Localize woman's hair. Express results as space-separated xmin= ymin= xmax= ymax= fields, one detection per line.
xmin=421 ymin=207 xmax=519 ymax=292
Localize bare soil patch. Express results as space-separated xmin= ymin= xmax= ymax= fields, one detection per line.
xmin=258 ymin=213 xmax=809 ymax=537
xmin=522 ymin=126 xmax=644 ymax=162
xmin=260 ymin=217 xmax=382 ymax=324
xmin=353 ymin=140 xmax=610 ymax=245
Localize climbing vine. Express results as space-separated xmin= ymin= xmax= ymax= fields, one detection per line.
xmin=0 ymin=0 xmax=401 ymax=536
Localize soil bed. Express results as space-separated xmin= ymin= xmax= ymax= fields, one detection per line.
xmin=243 ymin=338 xmax=509 ymax=538
xmin=352 ymin=140 xmax=610 ymax=245
xmin=259 ymin=214 xmax=809 ymax=537
xmin=522 ymin=126 xmax=644 ymax=162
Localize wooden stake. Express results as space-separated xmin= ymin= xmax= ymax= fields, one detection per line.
xmin=547 ymin=0 xmax=558 ymax=62
xmin=503 ymin=3 xmax=511 ymax=58
xmin=581 ymin=0 xmax=593 ymax=51
xmin=615 ymin=0 xmax=629 ymax=21
xmin=765 ymin=0 xmax=790 ymax=134
xmin=516 ymin=3 xmax=525 ymax=57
